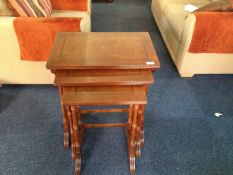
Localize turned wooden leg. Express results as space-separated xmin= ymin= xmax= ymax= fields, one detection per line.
xmin=59 ymin=87 xmax=69 ymax=149
xmin=71 ymin=106 xmax=81 ymax=159
xmin=141 ymin=86 xmax=148 ymax=147
xmin=129 ymin=105 xmax=139 ymax=174
xmin=135 ymin=140 xmax=141 ymax=158
xmin=127 ymin=105 xmax=133 ymax=139
xmin=72 ymin=106 xmax=82 ymax=175
xmin=139 ymin=105 xmax=145 ymax=147
xmin=77 ymin=107 xmax=84 ymax=145
xmin=65 ymin=106 xmax=75 ymax=160
xmin=126 ymin=105 xmax=133 ymax=148
xmin=62 ymin=104 xmax=69 ymax=149
xmin=129 ymin=156 xmax=135 ymax=174
xmin=75 ymin=158 xmax=81 ymax=175
xmin=135 ymin=108 xmax=142 ymax=158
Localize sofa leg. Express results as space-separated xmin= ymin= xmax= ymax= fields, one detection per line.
xmin=180 ymin=73 xmax=194 ymax=78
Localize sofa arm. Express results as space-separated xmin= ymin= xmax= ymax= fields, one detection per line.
xmin=0 ymin=16 xmax=19 ymax=64
xmin=13 ymin=17 xmax=82 ymax=61
xmin=0 ymin=17 xmax=56 ymax=84
xmin=177 ymin=12 xmax=233 ymax=69
xmin=176 ymin=14 xmax=196 ymax=69
xmin=50 ymin=0 xmax=91 ymax=13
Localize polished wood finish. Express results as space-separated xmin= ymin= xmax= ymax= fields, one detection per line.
xmin=58 ymin=87 xmax=69 ymax=149
xmin=62 ymin=87 xmax=145 ymax=175
xmin=55 ymin=69 xmax=154 ymax=86
xmin=46 ymin=32 xmax=160 ymax=70
xmin=65 ymin=106 xmax=75 ymax=159
xmin=46 ymin=32 xmax=160 ymax=175
xmin=83 ymin=123 xmax=128 ymax=128
xmin=62 ymin=86 xmax=147 ymax=106
xmin=129 ymin=104 xmax=139 ymax=174
xmin=81 ymin=108 xmax=128 ymax=114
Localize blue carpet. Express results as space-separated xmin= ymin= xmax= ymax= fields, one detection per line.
xmin=0 ymin=0 xmax=233 ymax=174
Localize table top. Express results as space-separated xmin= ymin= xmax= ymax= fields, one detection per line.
xmin=62 ymin=86 xmax=147 ymax=106
xmin=55 ymin=69 xmax=154 ymax=86
xmin=46 ymin=32 xmax=160 ymax=71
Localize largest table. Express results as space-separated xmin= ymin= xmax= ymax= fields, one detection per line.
xmin=47 ymin=32 xmax=160 ymax=70
xmin=46 ymin=32 xmax=160 ymax=174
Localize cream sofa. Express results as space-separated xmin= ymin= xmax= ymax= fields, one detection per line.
xmin=0 ymin=0 xmax=91 ymax=84
xmin=151 ymin=0 xmax=233 ymax=77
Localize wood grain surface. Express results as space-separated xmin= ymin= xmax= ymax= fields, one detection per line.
xmin=46 ymin=32 xmax=160 ymax=70
xmin=62 ymin=86 xmax=147 ymax=106
xmin=55 ymin=69 xmax=154 ymax=86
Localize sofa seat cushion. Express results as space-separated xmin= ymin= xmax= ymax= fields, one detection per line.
xmin=163 ymin=0 xmax=211 ymax=42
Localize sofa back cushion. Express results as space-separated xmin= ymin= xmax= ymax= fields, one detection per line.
xmin=8 ymin=0 xmax=52 ymax=17
xmin=50 ymin=0 xmax=88 ymax=11
xmin=0 ymin=0 xmax=13 ymax=16
xmin=195 ymin=0 xmax=233 ymax=12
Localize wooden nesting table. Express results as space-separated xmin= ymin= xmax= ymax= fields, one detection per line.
xmin=46 ymin=32 xmax=160 ymax=175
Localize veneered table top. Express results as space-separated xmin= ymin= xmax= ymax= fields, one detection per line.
xmin=46 ymin=32 xmax=160 ymax=71
xmin=62 ymin=85 xmax=147 ymax=106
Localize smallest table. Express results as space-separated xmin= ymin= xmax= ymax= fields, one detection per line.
xmin=62 ymin=85 xmax=147 ymax=175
